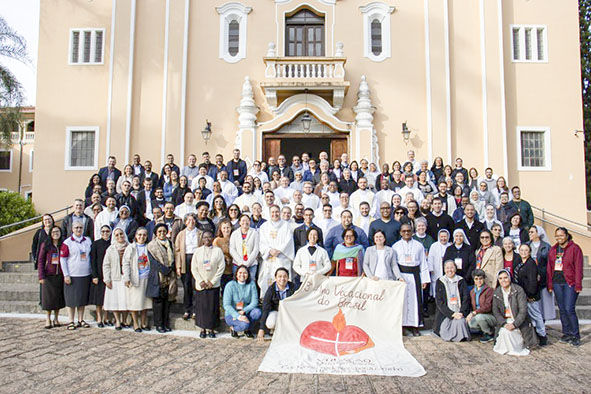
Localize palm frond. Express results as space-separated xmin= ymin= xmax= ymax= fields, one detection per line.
xmin=0 ymin=16 xmax=30 ymax=64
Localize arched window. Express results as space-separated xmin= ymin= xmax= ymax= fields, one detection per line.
xmin=285 ymin=9 xmax=325 ymax=57
xmin=228 ymin=20 xmax=240 ymax=57
xmin=371 ymin=19 xmax=382 ymax=56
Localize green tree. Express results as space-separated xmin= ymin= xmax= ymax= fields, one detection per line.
xmin=580 ymin=0 xmax=591 ymax=208
xmin=0 ymin=16 xmax=29 ymax=146
xmin=0 ymin=191 xmax=37 ymax=236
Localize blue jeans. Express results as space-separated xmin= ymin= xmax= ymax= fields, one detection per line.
xmin=225 ymin=308 xmax=262 ymax=332
xmin=527 ymin=300 xmax=546 ymax=337
xmin=232 ymin=264 xmax=258 ymax=280
xmin=553 ymin=283 xmax=580 ymax=339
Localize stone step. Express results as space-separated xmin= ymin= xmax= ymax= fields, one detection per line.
xmin=0 ymin=284 xmax=39 ymax=302
xmin=556 ymin=305 xmax=591 ymax=320
xmin=1 ymin=261 xmax=35 ymax=273
xmin=0 ymin=272 xmax=39 ymax=284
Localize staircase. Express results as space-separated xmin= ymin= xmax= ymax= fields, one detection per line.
xmin=0 ymin=259 xmax=590 ymax=325
xmin=0 ymin=260 xmax=208 ymax=331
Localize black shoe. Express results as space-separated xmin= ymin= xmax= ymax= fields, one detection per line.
xmin=97 ymin=322 xmax=105 ymax=328
xmin=164 ymin=326 xmax=172 ymax=332
xmin=157 ymin=326 xmax=166 ymax=333
xmin=479 ymin=334 xmax=494 ymax=343
xmin=105 ymin=320 xmax=114 ymax=327
xmin=559 ymin=334 xmax=573 ymax=343
xmin=411 ymin=328 xmax=421 ymax=337
xmin=230 ymin=328 xmax=239 ymax=338
xmin=569 ymin=337 xmax=581 ymax=347
xmin=245 ymin=330 xmax=254 ymax=339
xmin=115 ymin=325 xmax=122 ymax=331
xmin=199 ymin=329 xmax=207 ymax=339
xmin=141 ymin=326 xmax=151 ymax=331
xmin=538 ymin=335 xmax=548 ymax=346
xmin=134 ymin=328 xmax=142 ymax=333
xmin=208 ymin=331 xmax=216 ymax=339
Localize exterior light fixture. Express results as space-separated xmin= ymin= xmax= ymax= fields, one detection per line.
xmin=202 ymin=120 xmax=212 ymax=144
xmin=402 ymin=121 xmax=411 ymax=144
xmin=301 ymin=89 xmax=312 ymax=133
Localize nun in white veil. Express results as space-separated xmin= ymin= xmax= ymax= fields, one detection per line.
xmin=428 ymin=229 xmax=451 ymax=297
xmin=482 ymin=204 xmax=504 ymax=237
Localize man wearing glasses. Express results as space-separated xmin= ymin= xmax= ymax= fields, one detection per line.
xmin=368 ymin=202 xmax=401 ymax=247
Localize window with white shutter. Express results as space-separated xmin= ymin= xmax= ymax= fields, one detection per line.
xmin=511 ymin=25 xmax=547 ymax=62
xmin=65 ymin=127 xmax=99 ymax=170
xmin=517 ymin=127 xmax=552 ymax=171
xmin=69 ymin=28 xmax=105 ymax=65
xmin=216 ymin=3 xmax=251 ymax=63
xmin=360 ymin=3 xmax=395 ymax=62
xmin=0 ymin=150 xmax=12 ymax=172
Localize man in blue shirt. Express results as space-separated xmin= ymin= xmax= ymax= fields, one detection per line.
xmin=368 ymin=202 xmax=401 ymax=246
xmin=324 ymin=210 xmax=369 ymax=259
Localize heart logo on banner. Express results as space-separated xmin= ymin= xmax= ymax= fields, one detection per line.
xmin=300 ymin=308 xmax=374 ymax=357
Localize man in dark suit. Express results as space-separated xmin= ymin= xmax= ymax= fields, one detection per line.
xmin=115 ymin=180 xmax=139 ymax=221
xmin=455 ymin=203 xmax=484 ymax=250
xmin=140 ymin=160 xmax=159 ymax=186
xmin=131 ymin=154 xmax=144 ymax=177
xmin=61 ymin=199 xmax=94 ymax=239
xmin=136 ymin=178 xmax=156 ymax=225
xmin=226 ymin=148 xmax=247 ymax=186
xmin=161 ymin=153 xmax=180 ymax=178
xmin=98 ymin=156 xmax=121 ymax=188
xmin=293 ymin=208 xmax=324 ymax=252
xmin=277 ymin=155 xmax=294 ymax=182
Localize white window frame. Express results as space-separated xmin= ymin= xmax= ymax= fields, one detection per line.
xmin=24 ymin=191 xmax=33 ymax=200
xmin=29 ymin=150 xmax=34 ymax=172
xmin=65 ymin=126 xmax=100 ymax=171
xmin=516 ymin=126 xmax=552 ymax=171
xmin=216 ymin=3 xmax=252 ymax=64
xmin=510 ymin=25 xmax=548 ymax=63
xmin=0 ymin=149 xmax=12 ymax=172
xmin=360 ymin=2 xmax=395 ymax=62
xmin=68 ymin=28 xmax=105 ymax=65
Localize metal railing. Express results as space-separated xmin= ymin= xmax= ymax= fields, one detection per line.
xmin=531 ymin=205 xmax=591 ymax=238
xmin=0 ymin=205 xmax=72 ymax=239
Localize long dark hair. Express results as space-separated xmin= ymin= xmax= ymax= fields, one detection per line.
xmin=45 ymin=226 xmax=63 ymax=250
xmin=555 ymin=227 xmax=573 ymax=242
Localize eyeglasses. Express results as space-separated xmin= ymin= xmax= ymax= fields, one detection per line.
xmin=400 ymin=230 xmax=412 ymax=233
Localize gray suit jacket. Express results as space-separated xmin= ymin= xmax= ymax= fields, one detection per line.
xmin=362 ymin=245 xmax=401 ymax=280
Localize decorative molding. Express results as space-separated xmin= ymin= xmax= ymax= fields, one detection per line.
xmin=180 ymin=0 xmax=190 ymax=167
xmin=259 ymin=94 xmax=351 ymax=133
xmin=443 ymin=0 xmax=452 ymax=163
xmin=479 ymin=0 xmax=489 ymax=168
xmin=497 ymin=0 xmax=509 ymax=179
xmin=236 ymin=76 xmax=259 ymax=149
xmin=216 ymin=2 xmax=252 ymax=64
xmin=424 ymin=0 xmax=433 ymax=162
xmin=359 ymin=2 xmax=395 ymax=62
xmin=353 ymin=76 xmax=378 ymax=164
xmin=124 ymin=0 xmax=136 ymax=165
xmin=160 ymin=0 xmax=170 ymax=168
xmin=105 ymin=0 xmax=117 ymax=163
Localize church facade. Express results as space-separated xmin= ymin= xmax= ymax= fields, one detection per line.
xmin=34 ymin=0 xmax=586 ymax=223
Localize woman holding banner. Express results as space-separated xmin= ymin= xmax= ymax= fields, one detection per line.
xmin=434 ymin=260 xmax=471 ymax=342
xmin=330 ymin=228 xmax=364 ymax=277
xmin=363 ymin=230 xmax=402 ymax=281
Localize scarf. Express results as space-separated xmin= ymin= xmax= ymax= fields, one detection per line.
xmin=332 ymin=243 xmax=363 ymax=261
xmin=439 ymin=275 xmax=461 ymax=313
xmin=147 ymin=238 xmax=176 ymax=297
xmin=476 ymin=245 xmax=489 ymax=268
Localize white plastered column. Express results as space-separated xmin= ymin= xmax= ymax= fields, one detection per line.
xmin=235 ymin=76 xmax=259 ymax=165
xmin=353 ymin=75 xmax=378 ymax=164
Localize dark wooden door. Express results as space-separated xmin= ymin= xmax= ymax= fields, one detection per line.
xmin=264 ymin=138 xmax=281 ymax=161
xmin=330 ymin=139 xmax=348 ymax=161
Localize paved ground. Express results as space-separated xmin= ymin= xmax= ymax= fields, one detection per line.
xmin=0 ymin=317 xmax=589 ymax=394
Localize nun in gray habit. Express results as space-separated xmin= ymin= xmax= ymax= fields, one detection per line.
xmin=434 ymin=259 xmax=471 ymax=342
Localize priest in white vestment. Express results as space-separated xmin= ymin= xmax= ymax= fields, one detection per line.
xmin=392 ymin=223 xmax=430 ymax=336
xmin=258 ymin=205 xmax=295 ymax=299
xmin=349 ymin=177 xmax=378 ymax=217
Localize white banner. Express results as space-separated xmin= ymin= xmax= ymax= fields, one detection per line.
xmin=258 ymin=274 xmax=426 ymax=377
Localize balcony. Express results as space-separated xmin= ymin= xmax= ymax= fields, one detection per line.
xmin=261 ymin=43 xmax=350 ymax=111
xmin=10 ymin=132 xmax=35 ymax=144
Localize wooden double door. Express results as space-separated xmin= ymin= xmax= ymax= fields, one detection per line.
xmin=263 ymin=134 xmax=347 ymax=163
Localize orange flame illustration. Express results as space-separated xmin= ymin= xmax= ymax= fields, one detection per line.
xmin=332 ymin=308 xmax=346 ymax=332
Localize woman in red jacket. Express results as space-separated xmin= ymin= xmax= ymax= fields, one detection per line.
xmin=547 ymin=227 xmax=584 ymax=347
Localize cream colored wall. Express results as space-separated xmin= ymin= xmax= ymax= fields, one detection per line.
xmin=32 ymin=0 xmax=588 ymax=227
xmin=0 ymin=142 xmax=33 ymax=196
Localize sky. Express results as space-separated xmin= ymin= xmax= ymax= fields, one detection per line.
xmin=1 ymin=0 xmax=40 ymax=106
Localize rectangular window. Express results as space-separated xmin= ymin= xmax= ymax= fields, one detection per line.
xmin=511 ymin=25 xmax=547 ymax=62
xmin=517 ymin=127 xmax=551 ymax=171
xmin=65 ymin=127 xmax=99 ymax=170
xmin=0 ymin=150 xmax=12 ymax=172
xmin=69 ymin=28 xmax=105 ymax=65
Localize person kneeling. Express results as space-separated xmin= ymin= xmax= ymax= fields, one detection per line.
xmin=466 ymin=269 xmax=496 ymax=343
xmin=223 ymin=265 xmax=261 ymax=338
xmin=492 ymin=270 xmax=538 ymax=356
xmin=257 ymin=268 xmax=296 ymax=343
xmin=434 ymin=260 xmax=471 ymax=342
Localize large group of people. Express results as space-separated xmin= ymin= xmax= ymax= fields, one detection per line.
xmin=31 ymin=149 xmax=584 ymax=351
